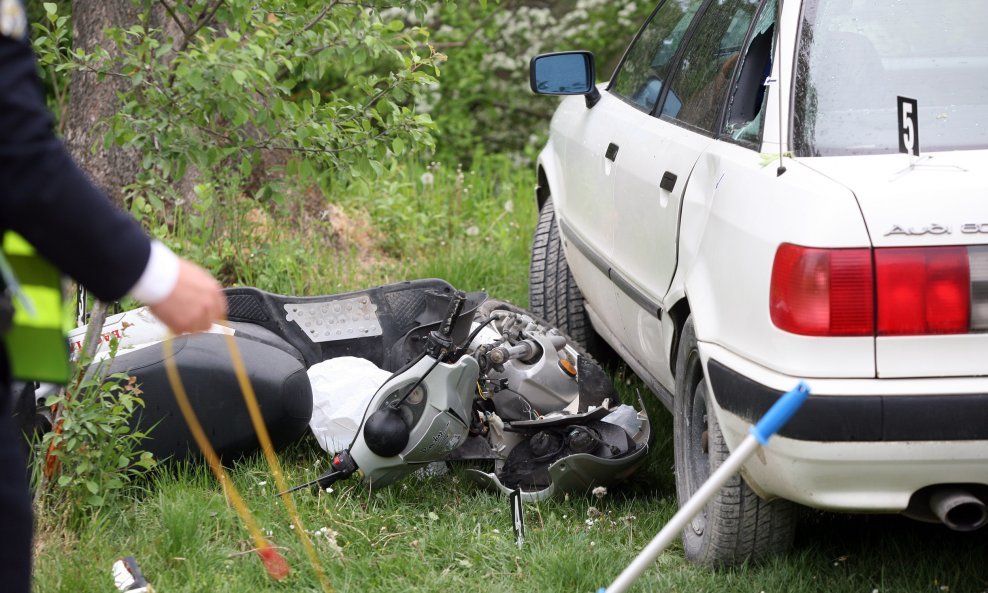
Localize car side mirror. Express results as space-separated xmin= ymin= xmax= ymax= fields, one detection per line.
xmin=529 ymin=51 xmax=601 ymax=109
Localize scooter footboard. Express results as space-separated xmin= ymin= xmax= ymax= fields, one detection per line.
xmin=223 ymin=279 xmax=486 ymax=371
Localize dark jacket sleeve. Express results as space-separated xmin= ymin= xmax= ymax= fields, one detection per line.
xmin=0 ymin=33 xmax=151 ymax=302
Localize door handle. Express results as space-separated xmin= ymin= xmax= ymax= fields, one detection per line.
xmin=660 ymin=171 xmax=677 ymax=192
xmin=605 ymin=143 xmax=619 ymax=162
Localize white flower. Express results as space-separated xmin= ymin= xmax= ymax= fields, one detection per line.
xmin=420 ymin=172 xmax=435 ymax=186
xmin=466 ymin=225 xmax=480 ymax=236
xmin=503 ymin=200 xmax=514 ymax=213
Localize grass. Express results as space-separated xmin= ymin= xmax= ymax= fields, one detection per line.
xmin=33 ymin=156 xmax=988 ymax=592
xmin=33 ymin=388 xmax=988 ymax=593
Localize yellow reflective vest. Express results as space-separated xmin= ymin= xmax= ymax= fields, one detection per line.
xmin=1 ymin=232 xmax=70 ymax=384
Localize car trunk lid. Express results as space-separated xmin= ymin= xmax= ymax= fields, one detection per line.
xmin=801 ymin=151 xmax=988 ymax=378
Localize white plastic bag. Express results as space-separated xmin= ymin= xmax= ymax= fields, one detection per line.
xmin=307 ymin=357 xmax=390 ymax=453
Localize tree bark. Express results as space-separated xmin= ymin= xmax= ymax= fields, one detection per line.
xmin=64 ymin=1 xmax=142 ymax=206
xmin=64 ymin=1 xmax=186 ymax=207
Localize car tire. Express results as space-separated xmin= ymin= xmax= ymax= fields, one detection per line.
xmin=528 ymin=196 xmax=600 ymax=353
xmin=673 ymin=316 xmax=795 ymax=566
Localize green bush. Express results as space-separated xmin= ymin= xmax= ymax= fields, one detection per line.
xmin=36 ymin=341 xmax=156 ymax=527
xmin=399 ymin=1 xmax=655 ymax=161
xmin=36 ymin=1 xmax=445 ymax=215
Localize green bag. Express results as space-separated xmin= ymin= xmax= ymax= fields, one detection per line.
xmin=1 ymin=232 xmax=71 ymax=384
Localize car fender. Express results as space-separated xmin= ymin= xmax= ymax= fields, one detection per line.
xmin=671 ymin=149 xmax=875 ymax=379
xmin=536 ymin=93 xmax=599 ymax=214
xmin=536 ymin=136 xmax=564 ymax=212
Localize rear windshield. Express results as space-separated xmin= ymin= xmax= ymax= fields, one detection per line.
xmin=793 ymin=0 xmax=988 ymax=156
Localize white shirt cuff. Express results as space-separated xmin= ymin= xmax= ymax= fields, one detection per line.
xmin=128 ymin=241 xmax=180 ymax=305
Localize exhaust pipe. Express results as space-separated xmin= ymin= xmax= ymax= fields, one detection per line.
xmin=929 ymin=488 xmax=988 ymax=532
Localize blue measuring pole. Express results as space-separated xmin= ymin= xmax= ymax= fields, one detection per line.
xmin=600 ymin=382 xmax=811 ymax=593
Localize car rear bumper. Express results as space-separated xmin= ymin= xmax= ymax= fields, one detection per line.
xmin=700 ymin=343 xmax=988 ymax=512
xmin=707 ymin=358 xmax=988 ymax=442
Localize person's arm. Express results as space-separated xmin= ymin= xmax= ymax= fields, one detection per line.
xmin=131 ymin=243 xmax=227 ymax=333
xmin=0 ymin=33 xmax=225 ymax=332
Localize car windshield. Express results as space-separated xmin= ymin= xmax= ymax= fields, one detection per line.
xmin=793 ymin=0 xmax=988 ymax=156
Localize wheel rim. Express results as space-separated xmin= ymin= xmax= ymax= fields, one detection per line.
xmin=687 ymin=378 xmax=711 ymax=537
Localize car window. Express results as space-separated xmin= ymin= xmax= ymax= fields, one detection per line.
xmin=659 ymin=0 xmax=762 ymax=134
xmin=724 ymin=0 xmax=778 ymax=148
xmin=724 ymin=1 xmax=777 ymax=147
xmin=794 ymin=0 xmax=988 ymax=156
xmin=609 ymin=0 xmax=705 ymax=113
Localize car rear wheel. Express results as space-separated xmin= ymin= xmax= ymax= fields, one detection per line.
xmin=528 ymin=196 xmax=600 ymax=352
xmin=673 ymin=316 xmax=795 ymax=566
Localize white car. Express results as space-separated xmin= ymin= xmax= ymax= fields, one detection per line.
xmin=528 ymin=0 xmax=988 ymax=566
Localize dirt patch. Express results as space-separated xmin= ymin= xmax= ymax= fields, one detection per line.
xmin=319 ymin=202 xmax=384 ymax=269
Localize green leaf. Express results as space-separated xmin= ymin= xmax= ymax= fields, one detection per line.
xmin=85 ymin=480 xmax=99 ymax=495
xmin=232 ymin=70 xmax=248 ymax=85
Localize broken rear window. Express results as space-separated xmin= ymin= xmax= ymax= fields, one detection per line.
xmin=793 ymin=0 xmax=988 ymax=156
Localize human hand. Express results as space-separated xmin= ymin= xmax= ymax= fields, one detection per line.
xmin=149 ymin=259 xmax=227 ymax=334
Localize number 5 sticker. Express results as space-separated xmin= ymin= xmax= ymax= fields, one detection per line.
xmin=898 ymin=96 xmax=919 ymax=156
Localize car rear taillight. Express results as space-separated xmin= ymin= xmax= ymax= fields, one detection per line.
xmin=771 ymin=243 xmax=985 ymax=337
xmin=875 ymin=247 xmax=969 ymax=335
xmin=973 ymin=246 xmax=988 ymax=332
xmin=770 ymin=244 xmax=874 ymax=336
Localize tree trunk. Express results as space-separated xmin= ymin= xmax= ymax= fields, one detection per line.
xmin=64 ymin=1 xmax=141 ymax=206
xmin=65 ymin=1 xmax=184 ymax=207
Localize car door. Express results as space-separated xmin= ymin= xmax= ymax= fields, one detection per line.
xmin=549 ymin=94 xmax=623 ymax=334
xmin=551 ymin=0 xmax=706 ymax=344
xmin=608 ymin=0 xmax=767 ymax=384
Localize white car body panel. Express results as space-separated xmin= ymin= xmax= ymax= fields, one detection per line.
xmin=610 ymin=102 xmax=714 ymax=300
xmin=705 ymin=342 xmax=988 ymax=511
xmin=547 ymin=90 xmax=625 ymax=337
xmin=609 ymin=107 xmax=713 ymax=383
xmin=726 ymin=413 xmax=988 ymax=512
xmin=677 ymin=156 xmax=876 ymax=379
xmin=548 ymin=91 xmax=618 ymax=259
xmin=799 ymin=152 xmax=988 ymax=251
xmin=799 ymin=152 xmax=988 ymax=378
